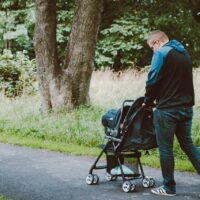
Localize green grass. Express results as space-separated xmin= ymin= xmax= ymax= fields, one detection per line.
xmin=0 ymin=95 xmax=200 ymax=173
xmin=0 ymin=133 xmax=196 ymax=173
xmin=0 ymin=195 xmax=10 ymax=200
xmin=0 ymin=96 xmax=106 ymax=148
xmin=140 ymin=151 xmax=195 ymax=173
xmin=0 ymin=134 xmax=100 ymax=157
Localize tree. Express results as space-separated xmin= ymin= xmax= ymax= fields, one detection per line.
xmin=95 ymin=0 xmax=200 ymax=69
xmin=0 ymin=0 xmax=35 ymax=57
xmin=34 ymin=0 xmax=103 ymax=113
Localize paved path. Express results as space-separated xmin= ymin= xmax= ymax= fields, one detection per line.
xmin=0 ymin=143 xmax=200 ymax=200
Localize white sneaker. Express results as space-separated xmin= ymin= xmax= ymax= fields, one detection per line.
xmin=151 ymin=186 xmax=176 ymax=196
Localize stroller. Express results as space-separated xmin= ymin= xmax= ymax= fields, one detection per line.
xmin=86 ymin=97 xmax=157 ymax=192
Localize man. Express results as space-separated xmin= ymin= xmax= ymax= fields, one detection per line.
xmin=144 ymin=30 xmax=200 ymax=196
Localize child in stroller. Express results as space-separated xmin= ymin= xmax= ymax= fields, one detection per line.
xmin=86 ymin=97 xmax=157 ymax=192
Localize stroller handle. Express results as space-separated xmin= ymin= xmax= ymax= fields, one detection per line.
xmin=122 ymin=100 xmax=134 ymax=107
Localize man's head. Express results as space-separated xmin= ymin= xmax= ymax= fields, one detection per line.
xmin=147 ymin=30 xmax=169 ymax=52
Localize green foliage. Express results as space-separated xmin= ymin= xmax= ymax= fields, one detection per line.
xmin=57 ymin=9 xmax=74 ymax=66
xmin=3 ymin=24 xmax=28 ymax=40
xmin=0 ymin=195 xmax=10 ymax=200
xmin=0 ymin=1 xmax=74 ymax=64
xmin=0 ymin=3 xmax=35 ymax=58
xmin=95 ymin=12 xmax=150 ymax=69
xmin=96 ymin=0 xmax=200 ymax=69
xmin=0 ymin=49 xmax=36 ymax=97
xmin=143 ymin=0 xmax=200 ymax=67
xmin=1 ymin=0 xmax=200 ymax=69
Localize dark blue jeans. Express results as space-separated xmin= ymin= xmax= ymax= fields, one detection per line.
xmin=154 ymin=106 xmax=200 ymax=192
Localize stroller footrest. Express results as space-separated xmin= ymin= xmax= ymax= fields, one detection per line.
xmin=94 ymin=165 xmax=107 ymax=170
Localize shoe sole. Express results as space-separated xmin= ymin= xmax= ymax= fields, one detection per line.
xmin=151 ymin=190 xmax=176 ymax=197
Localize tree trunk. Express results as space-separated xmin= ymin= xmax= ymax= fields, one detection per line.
xmin=34 ymin=0 xmax=60 ymax=113
xmin=64 ymin=0 xmax=103 ymax=106
xmin=34 ymin=0 xmax=103 ymax=112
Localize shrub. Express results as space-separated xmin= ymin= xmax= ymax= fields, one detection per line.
xmin=0 ymin=49 xmax=36 ymax=97
xmin=95 ymin=12 xmax=151 ymax=70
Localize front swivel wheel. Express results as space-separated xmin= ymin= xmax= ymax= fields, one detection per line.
xmin=142 ymin=177 xmax=155 ymax=188
xmin=122 ymin=181 xmax=136 ymax=192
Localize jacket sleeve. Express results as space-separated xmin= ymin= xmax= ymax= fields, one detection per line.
xmin=144 ymin=51 xmax=164 ymax=106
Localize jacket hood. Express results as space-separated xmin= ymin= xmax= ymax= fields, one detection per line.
xmin=164 ymin=40 xmax=185 ymax=52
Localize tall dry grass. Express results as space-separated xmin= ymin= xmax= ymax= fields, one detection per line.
xmin=90 ymin=69 xmax=200 ymax=109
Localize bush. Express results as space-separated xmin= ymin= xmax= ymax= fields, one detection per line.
xmin=95 ymin=12 xmax=151 ymax=70
xmin=95 ymin=1 xmax=200 ymax=70
xmin=0 ymin=49 xmax=36 ymax=97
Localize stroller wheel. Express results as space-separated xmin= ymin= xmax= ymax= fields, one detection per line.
xmin=105 ymin=173 xmax=117 ymax=181
xmin=149 ymin=177 xmax=155 ymax=187
xmin=112 ymin=175 xmax=117 ymax=181
xmin=93 ymin=174 xmax=99 ymax=185
xmin=86 ymin=174 xmax=95 ymax=185
xmin=122 ymin=181 xmax=136 ymax=193
xmin=130 ymin=181 xmax=136 ymax=192
xmin=142 ymin=177 xmax=151 ymax=188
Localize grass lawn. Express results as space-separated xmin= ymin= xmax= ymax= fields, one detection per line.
xmin=0 ymin=133 xmax=196 ymax=173
xmin=0 ymin=195 xmax=10 ymax=200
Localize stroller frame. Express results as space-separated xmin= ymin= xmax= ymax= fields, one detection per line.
xmin=86 ymin=99 xmax=155 ymax=192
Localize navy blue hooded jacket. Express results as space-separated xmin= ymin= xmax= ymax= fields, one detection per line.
xmin=145 ymin=40 xmax=195 ymax=108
